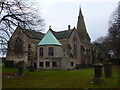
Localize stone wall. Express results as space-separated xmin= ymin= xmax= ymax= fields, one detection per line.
xmin=37 ymin=44 xmax=76 ymax=70
xmin=37 ymin=57 xmax=75 ymax=70
xmin=6 ymin=26 xmax=99 ymax=69
xmin=67 ymin=29 xmax=82 ymax=65
xmin=6 ymin=27 xmax=40 ymax=64
xmin=37 ymin=45 xmax=63 ymax=59
xmin=6 ymin=27 xmax=29 ymax=63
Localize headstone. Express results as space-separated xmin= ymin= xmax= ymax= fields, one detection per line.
xmin=16 ymin=61 xmax=25 ymax=76
xmin=93 ymin=60 xmax=103 ymax=84
xmin=17 ymin=65 xmax=24 ymax=76
xmin=104 ymin=59 xmax=112 ymax=78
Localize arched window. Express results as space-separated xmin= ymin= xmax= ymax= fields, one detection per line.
xmin=73 ymin=38 xmax=77 ymax=57
xmin=74 ymin=44 xmax=77 ymax=57
xmin=14 ymin=38 xmax=23 ymax=54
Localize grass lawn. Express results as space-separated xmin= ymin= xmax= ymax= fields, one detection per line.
xmin=2 ymin=66 xmax=119 ymax=88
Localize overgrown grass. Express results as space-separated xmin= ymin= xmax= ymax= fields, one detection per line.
xmin=2 ymin=66 xmax=119 ymax=88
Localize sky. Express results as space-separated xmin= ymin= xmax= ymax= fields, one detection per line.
xmin=33 ymin=0 xmax=119 ymax=41
xmin=0 ymin=0 xmax=119 ymax=57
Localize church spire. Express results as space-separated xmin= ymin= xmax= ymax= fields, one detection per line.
xmin=77 ymin=7 xmax=86 ymax=32
xmin=78 ymin=6 xmax=83 ymax=19
xmin=77 ymin=7 xmax=91 ymax=43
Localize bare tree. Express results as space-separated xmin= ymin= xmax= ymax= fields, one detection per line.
xmin=108 ymin=2 xmax=120 ymax=59
xmin=93 ymin=36 xmax=106 ymax=44
xmin=0 ymin=0 xmax=45 ymax=55
xmin=94 ymin=2 xmax=120 ymax=60
xmin=93 ymin=36 xmax=111 ymax=54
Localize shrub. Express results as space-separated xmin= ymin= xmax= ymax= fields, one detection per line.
xmin=4 ymin=60 xmax=15 ymax=68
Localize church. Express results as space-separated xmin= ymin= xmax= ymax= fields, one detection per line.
xmin=6 ymin=8 xmax=99 ymax=70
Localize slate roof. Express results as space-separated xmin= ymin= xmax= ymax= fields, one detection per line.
xmin=53 ymin=29 xmax=73 ymax=40
xmin=24 ymin=29 xmax=45 ymax=40
xmin=19 ymin=26 xmax=74 ymax=40
xmin=38 ymin=30 xmax=62 ymax=46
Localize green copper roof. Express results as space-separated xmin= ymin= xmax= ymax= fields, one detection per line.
xmin=38 ymin=30 xmax=62 ymax=46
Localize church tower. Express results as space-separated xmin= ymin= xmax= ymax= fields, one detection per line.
xmin=77 ymin=7 xmax=91 ymax=43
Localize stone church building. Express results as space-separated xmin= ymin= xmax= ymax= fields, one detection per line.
xmin=6 ymin=8 xmax=98 ymax=70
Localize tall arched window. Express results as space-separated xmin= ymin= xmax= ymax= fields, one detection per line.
xmin=14 ymin=38 xmax=23 ymax=54
xmin=74 ymin=44 xmax=77 ymax=57
xmin=73 ymin=38 xmax=77 ymax=57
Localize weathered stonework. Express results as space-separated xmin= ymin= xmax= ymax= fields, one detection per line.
xmin=6 ymin=8 xmax=99 ymax=70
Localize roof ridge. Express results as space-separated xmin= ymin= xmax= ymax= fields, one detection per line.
xmin=53 ymin=29 xmax=72 ymax=33
xmin=24 ymin=28 xmax=45 ymax=34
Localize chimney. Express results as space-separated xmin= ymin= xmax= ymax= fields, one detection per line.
xmin=68 ymin=25 xmax=71 ymax=30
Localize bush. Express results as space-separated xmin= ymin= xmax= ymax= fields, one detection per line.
xmin=28 ymin=65 xmax=35 ymax=72
xmin=16 ymin=61 xmax=25 ymax=66
xmin=4 ymin=60 xmax=15 ymax=68
xmin=111 ymin=58 xmax=120 ymax=65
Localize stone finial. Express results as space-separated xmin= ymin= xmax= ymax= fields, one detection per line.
xmin=49 ymin=25 xmax=51 ymax=29
xmin=68 ymin=25 xmax=70 ymax=30
xmin=73 ymin=27 xmax=76 ymax=29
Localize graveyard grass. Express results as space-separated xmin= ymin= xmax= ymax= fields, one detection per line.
xmin=2 ymin=66 xmax=119 ymax=88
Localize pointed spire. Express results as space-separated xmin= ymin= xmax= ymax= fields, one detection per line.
xmin=77 ymin=7 xmax=86 ymax=32
xmin=78 ymin=6 xmax=83 ymax=19
xmin=77 ymin=6 xmax=91 ymax=43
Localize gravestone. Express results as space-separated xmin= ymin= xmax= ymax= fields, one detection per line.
xmin=93 ymin=60 xmax=103 ymax=84
xmin=17 ymin=65 xmax=24 ymax=76
xmin=104 ymin=59 xmax=112 ymax=78
xmin=16 ymin=61 xmax=25 ymax=76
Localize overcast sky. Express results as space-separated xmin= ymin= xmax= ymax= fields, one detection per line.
xmin=0 ymin=0 xmax=119 ymax=57
xmin=32 ymin=0 xmax=119 ymax=41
